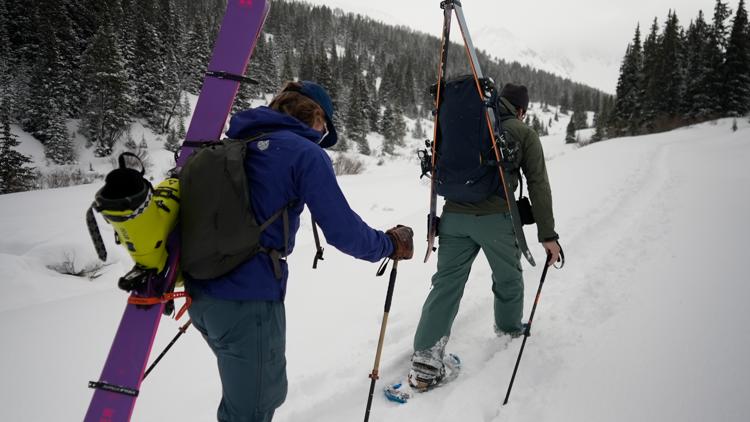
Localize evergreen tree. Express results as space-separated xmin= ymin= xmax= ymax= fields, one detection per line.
xmin=345 ymin=75 xmax=370 ymax=155
xmin=683 ymin=11 xmax=714 ymax=120
xmin=185 ymin=18 xmax=211 ymax=93
xmin=0 ymin=103 xmax=35 ymax=193
xmin=610 ymin=24 xmax=645 ymax=136
xmin=164 ymin=128 xmax=180 ymax=152
xmin=381 ymin=103 xmax=407 ymax=155
xmin=412 ymin=117 xmax=426 ymax=139
xmin=22 ymin=20 xmax=68 ymax=143
xmin=706 ymin=0 xmax=733 ymax=114
xmin=280 ymin=49 xmax=295 ymax=83
xmin=43 ymin=102 xmax=75 ymax=164
xmin=640 ymin=18 xmax=661 ymax=132
xmin=131 ymin=0 xmax=168 ymax=129
xmin=653 ymin=11 xmax=686 ymax=128
xmin=565 ymin=117 xmax=576 ymax=144
xmin=79 ymin=21 xmax=132 ymax=157
xmin=723 ymin=0 xmax=750 ymax=116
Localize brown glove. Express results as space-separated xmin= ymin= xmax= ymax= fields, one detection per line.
xmin=386 ymin=225 xmax=414 ymax=260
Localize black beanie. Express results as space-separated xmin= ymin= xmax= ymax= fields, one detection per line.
xmin=500 ymin=83 xmax=529 ymax=111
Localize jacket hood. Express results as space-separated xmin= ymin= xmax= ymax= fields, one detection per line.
xmin=497 ymin=97 xmax=518 ymax=120
xmin=226 ymin=106 xmax=324 ymax=143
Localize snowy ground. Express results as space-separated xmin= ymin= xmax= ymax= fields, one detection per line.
xmin=2 ymin=117 xmax=750 ymax=421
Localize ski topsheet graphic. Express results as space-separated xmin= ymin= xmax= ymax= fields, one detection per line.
xmin=84 ymin=1 xmax=270 ymax=421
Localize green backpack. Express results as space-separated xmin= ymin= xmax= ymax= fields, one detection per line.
xmin=179 ymin=136 xmax=291 ymax=280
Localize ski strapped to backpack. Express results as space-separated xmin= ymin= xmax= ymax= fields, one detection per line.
xmin=421 ymin=0 xmax=536 ymax=266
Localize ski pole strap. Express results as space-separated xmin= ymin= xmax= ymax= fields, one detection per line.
xmin=86 ymin=204 xmax=108 ymax=261
xmin=205 ymin=70 xmax=259 ymax=85
xmin=88 ymin=381 xmax=138 ymax=397
xmin=127 ymin=291 xmax=192 ymax=320
xmin=311 ymin=218 xmax=324 ymax=269
xmin=376 ymin=257 xmax=391 ymax=277
xmin=553 ymin=241 xmax=565 ymax=269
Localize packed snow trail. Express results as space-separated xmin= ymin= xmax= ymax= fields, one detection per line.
xmin=1 ymin=119 xmax=749 ymax=421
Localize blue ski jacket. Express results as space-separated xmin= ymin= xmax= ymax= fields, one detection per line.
xmin=189 ymin=107 xmax=393 ymax=301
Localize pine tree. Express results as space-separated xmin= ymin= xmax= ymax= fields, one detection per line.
xmin=381 ymin=104 xmax=396 ymax=155
xmin=345 ymin=75 xmax=370 ymax=155
xmin=43 ymin=102 xmax=75 ymax=164
xmin=185 ymin=18 xmax=211 ymax=93
xmin=412 ymin=117 xmax=426 ymax=139
xmin=640 ymin=18 xmax=661 ymax=132
xmin=131 ymin=0 xmax=168 ymax=129
xmin=80 ymin=21 xmax=132 ymax=157
xmin=164 ymin=128 xmax=180 ymax=153
xmin=654 ymin=11 xmax=685 ymax=125
xmin=0 ymin=103 xmax=35 ymax=193
xmin=610 ymin=24 xmax=644 ymax=136
xmin=723 ymin=0 xmax=750 ymax=116
xmin=565 ymin=117 xmax=576 ymax=144
xmin=381 ymin=103 xmax=407 ymax=155
xmin=683 ymin=11 xmax=714 ymax=120
xmin=706 ymin=0 xmax=733 ymax=115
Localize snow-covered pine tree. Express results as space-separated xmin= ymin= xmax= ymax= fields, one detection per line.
xmin=131 ymin=0 xmax=168 ymax=130
xmin=43 ymin=102 xmax=75 ymax=165
xmin=164 ymin=128 xmax=180 ymax=153
xmin=723 ymin=0 xmax=750 ymax=116
xmin=565 ymin=117 xmax=576 ymax=144
xmin=184 ymin=18 xmax=211 ymax=93
xmin=412 ymin=117 xmax=426 ymax=139
xmin=683 ymin=11 xmax=713 ymax=121
xmin=705 ymin=0 xmax=733 ymax=115
xmin=346 ymin=75 xmax=370 ymax=155
xmin=381 ymin=103 xmax=405 ymax=154
xmin=80 ymin=21 xmax=131 ymax=157
xmin=0 ymin=102 xmax=35 ymax=194
xmin=640 ymin=18 xmax=661 ymax=132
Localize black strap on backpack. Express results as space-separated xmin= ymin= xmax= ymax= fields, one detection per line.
xmin=311 ymin=217 xmax=325 ymax=269
xmin=256 ymin=200 xmax=294 ymax=280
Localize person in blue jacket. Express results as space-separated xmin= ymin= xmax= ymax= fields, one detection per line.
xmin=186 ymin=81 xmax=414 ymax=422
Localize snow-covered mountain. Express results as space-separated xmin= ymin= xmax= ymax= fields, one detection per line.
xmin=472 ymin=26 xmax=619 ymax=93
xmin=2 ymin=117 xmax=749 ymax=421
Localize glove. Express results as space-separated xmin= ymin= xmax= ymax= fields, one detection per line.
xmin=386 ymin=225 xmax=414 ymax=260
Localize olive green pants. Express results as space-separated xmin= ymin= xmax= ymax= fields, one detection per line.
xmin=413 ymin=212 xmax=524 ymax=353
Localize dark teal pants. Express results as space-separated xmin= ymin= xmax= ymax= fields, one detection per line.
xmin=187 ymin=288 xmax=287 ymax=422
xmin=413 ymin=212 xmax=524 ymax=352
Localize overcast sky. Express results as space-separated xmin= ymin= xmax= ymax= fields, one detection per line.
xmin=301 ymin=0 xmax=736 ymax=92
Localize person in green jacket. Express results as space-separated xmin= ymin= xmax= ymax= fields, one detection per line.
xmin=409 ymin=83 xmax=562 ymax=390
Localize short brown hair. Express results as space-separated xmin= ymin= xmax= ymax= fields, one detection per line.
xmin=269 ymin=81 xmax=325 ymax=128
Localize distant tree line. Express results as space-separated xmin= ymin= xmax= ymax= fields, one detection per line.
xmin=0 ymin=0 xmax=607 ymax=192
xmin=602 ymin=0 xmax=750 ymax=140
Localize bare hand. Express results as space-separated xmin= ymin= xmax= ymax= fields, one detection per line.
xmin=542 ymin=240 xmax=561 ymax=267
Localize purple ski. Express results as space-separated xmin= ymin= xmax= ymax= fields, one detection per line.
xmin=85 ymin=1 xmax=270 ymax=421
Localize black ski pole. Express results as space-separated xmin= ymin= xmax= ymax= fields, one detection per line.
xmin=503 ymin=253 xmax=552 ymax=405
xmin=364 ymin=259 xmax=399 ymax=422
xmin=142 ymin=319 xmax=193 ymax=380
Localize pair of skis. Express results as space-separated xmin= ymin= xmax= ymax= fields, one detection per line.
xmin=84 ymin=1 xmax=270 ymax=421
xmin=423 ymin=0 xmax=536 ymax=268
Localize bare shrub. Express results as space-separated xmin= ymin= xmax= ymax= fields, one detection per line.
xmin=47 ymin=251 xmax=111 ymax=280
xmin=332 ymin=154 xmax=365 ymax=175
xmin=36 ymin=167 xmax=102 ymax=189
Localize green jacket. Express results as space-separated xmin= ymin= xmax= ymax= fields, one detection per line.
xmin=443 ymin=97 xmax=558 ymax=242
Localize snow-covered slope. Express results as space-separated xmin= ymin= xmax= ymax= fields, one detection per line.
xmin=1 ymin=118 xmax=749 ymax=421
